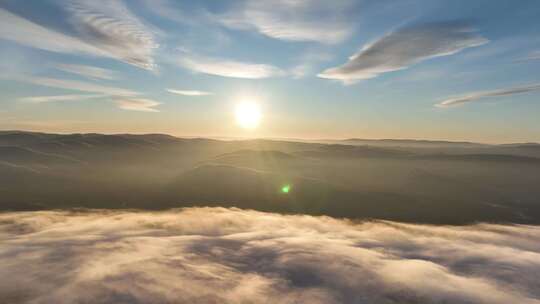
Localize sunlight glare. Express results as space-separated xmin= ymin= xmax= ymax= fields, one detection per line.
xmin=235 ymin=102 xmax=261 ymax=129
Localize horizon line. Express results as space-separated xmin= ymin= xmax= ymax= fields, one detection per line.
xmin=1 ymin=129 xmax=538 ymax=146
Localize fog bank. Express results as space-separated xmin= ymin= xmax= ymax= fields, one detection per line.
xmin=1 ymin=208 xmax=540 ymax=303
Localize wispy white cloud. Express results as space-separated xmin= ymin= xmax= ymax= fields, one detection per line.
xmin=20 ymin=76 xmax=139 ymax=96
xmin=65 ymin=0 xmax=159 ymax=70
xmin=0 ymin=9 xmax=105 ymax=56
xmin=19 ymin=94 xmax=105 ymax=103
xmin=167 ymin=89 xmax=213 ymax=96
xmin=8 ymin=75 xmax=163 ymax=112
xmin=0 ymin=2 xmax=157 ymax=71
xmin=529 ymin=51 xmax=540 ymax=60
xmin=218 ymin=0 xmax=355 ymax=44
xmin=436 ymin=83 xmax=540 ymax=108
xmin=177 ymin=54 xmax=284 ymax=79
xmin=290 ymin=51 xmax=333 ymax=78
xmin=55 ymin=63 xmax=118 ymax=80
xmin=113 ymin=98 xmax=161 ymax=112
xmin=1 ymin=208 xmax=540 ymax=303
xmin=319 ymin=21 xmax=488 ymax=83
xmin=139 ymin=0 xmax=202 ymax=25
xmin=519 ymin=50 xmax=540 ymax=61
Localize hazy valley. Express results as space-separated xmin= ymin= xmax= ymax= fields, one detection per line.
xmin=2 ymin=130 xmax=539 ymax=224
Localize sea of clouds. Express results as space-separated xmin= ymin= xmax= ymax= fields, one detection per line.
xmin=1 ymin=207 xmax=540 ymax=303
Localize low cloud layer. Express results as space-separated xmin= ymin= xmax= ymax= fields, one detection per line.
xmin=437 ymin=83 xmax=540 ymax=107
xmin=178 ymin=54 xmax=284 ymax=79
xmin=1 ymin=208 xmax=539 ymax=304
xmin=318 ymin=21 xmax=488 ymax=83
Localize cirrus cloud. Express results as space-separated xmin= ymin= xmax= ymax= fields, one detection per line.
xmin=177 ymin=54 xmax=285 ymax=79
xmin=318 ymin=21 xmax=488 ymax=84
xmin=11 ymin=76 xmax=163 ymax=112
xmin=0 ymin=9 xmax=106 ymax=57
xmin=0 ymin=0 xmax=158 ymax=71
xmin=54 ymin=63 xmax=119 ymax=80
xmin=113 ymin=98 xmax=161 ymax=112
xmin=1 ymin=208 xmax=539 ymax=304
xmin=436 ymin=83 xmax=540 ymax=107
xmin=65 ymin=0 xmax=158 ymax=70
xmin=167 ymin=89 xmax=213 ymax=96
xmin=19 ymin=94 xmax=105 ymax=104
xmin=218 ymin=0 xmax=355 ymax=44
xmin=20 ymin=76 xmax=139 ymax=97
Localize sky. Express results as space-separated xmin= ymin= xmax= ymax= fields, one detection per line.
xmin=0 ymin=0 xmax=539 ymax=143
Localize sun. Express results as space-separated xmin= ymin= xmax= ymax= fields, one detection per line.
xmin=235 ymin=102 xmax=261 ymax=129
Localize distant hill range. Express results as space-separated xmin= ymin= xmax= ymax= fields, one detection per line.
xmin=338 ymin=138 xmax=486 ymax=148
xmin=1 ymin=130 xmax=539 ymax=224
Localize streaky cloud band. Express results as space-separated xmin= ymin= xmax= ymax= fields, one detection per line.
xmin=436 ymin=83 xmax=540 ymax=107
xmin=167 ymin=89 xmax=213 ymax=96
xmin=177 ymin=54 xmax=285 ymax=79
xmin=19 ymin=94 xmax=106 ymax=103
xmin=54 ymin=63 xmax=119 ymax=81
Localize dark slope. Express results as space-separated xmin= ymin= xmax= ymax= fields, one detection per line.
xmin=296 ymin=144 xmax=412 ymax=159
xmin=162 ymin=164 xmax=518 ymax=224
xmin=1 ymin=131 xmax=539 ymax=224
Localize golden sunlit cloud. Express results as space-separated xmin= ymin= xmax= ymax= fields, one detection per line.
xmin=235 ymin=101 xmax=261 ymax=129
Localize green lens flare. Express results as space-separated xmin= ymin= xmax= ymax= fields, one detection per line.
xmin=281 ymin=185 xmax=290 ymax=193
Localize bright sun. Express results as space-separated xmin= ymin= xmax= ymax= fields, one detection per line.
xmin=235 ymin=102 xmax=261 ymax=129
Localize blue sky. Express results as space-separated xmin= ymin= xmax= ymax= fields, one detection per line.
xmin=0 ymin=0 xmax=539 ymax=143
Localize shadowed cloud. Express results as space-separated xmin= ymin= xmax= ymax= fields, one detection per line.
xmin=1 ymin=208 xmax=539 ymax=303
xmin=318 ymin=21 xmax=488 ymax=83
